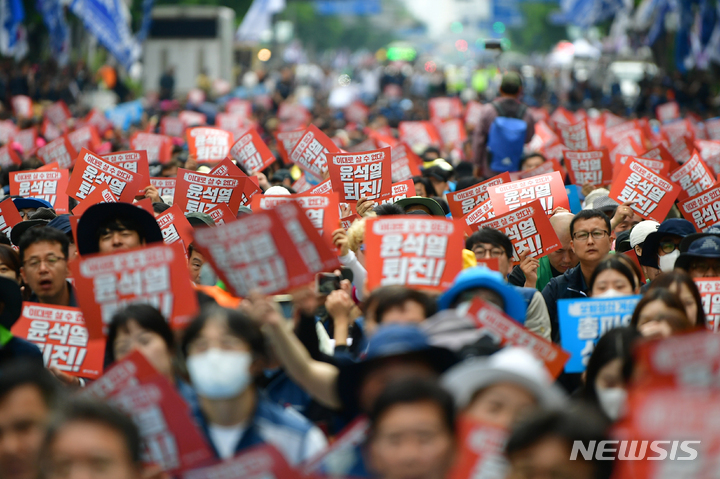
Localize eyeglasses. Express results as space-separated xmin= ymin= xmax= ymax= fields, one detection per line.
xmin=473 ymin=246 xmax=506 ymax=258
xmin=689 ymin=261 xmax=720 ymax=274
xmin=573 ymin=230 xmax=609 ymax=242
xmin=23 ymin=255 xmax=66 ymax=270
xmin=659 ymin=241 xmax=679 ymax=255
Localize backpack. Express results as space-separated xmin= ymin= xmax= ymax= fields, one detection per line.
xmin=487 ymin=101 xmax=528 ymax=172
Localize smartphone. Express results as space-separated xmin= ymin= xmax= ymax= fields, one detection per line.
xmin=316 ymin=273 xmax=341 ymax=295
xmin=272 ymin=294 xmax=294 ymax=319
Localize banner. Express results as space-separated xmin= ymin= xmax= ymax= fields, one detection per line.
xmin=558 ymin=119 xmax=590 ymax=150
xmin=229 ymin=128 xmax=275 ymax=172
xmin=462 ymin=199 xmax=495 ymax=234
xmin=0 ymin=144 xmax=21 ymax=168
xmin=668 ymin=152 xmax=715 ymax=201
xmin=208 ymin=157 xmax=247 ymax=178
xmin=328 ymin=147 xmax=392 ymax=202
xmin=275 ymin=129 xmax=304 ymax=164
xmin=378 ymin=179 xmax=414 ymax=205
xmin=558 ymin=295 xmax=641 ymax=373
xmin=428 ymin=97 xmax=462 ymax=120
xmin=103 ymin=150 xmax=151 ymax=196
xmin=36 ymin=136 xmax=76 ymax=170
xmin=155 ymin=204 xmax=194 ymax=253
xmin=11 ymin=303 xmax=104 ymax=379
xmin=192 ymin=202 xmax=340 ymax=297
xmin=68 ymin=125 xmax=101 ymax=153
xmin=476 ymin=201 xmax=561 ymax=262
xmin=187 ymin=127 xmax=233 ymax=163
xmin=466 ymin=298 xmax=569 ymax=378
xmin=11 ymin=95 xmax=31 ymax=118
xmin=69 ymin=242 xmax=199 ymax=337
xmin=207 ymin=203 xmax=237 ymax=225
xmin=160 ymin=116 xmax=184 ymax=137
xmin=66 ymin=148 xmax=145 ymax=203
xmin=694 ymin=278 xmax=720 ymax=332
xmin=390 ymin=142 xmax=422 ymax=183
xmin=398 ymin=121 xmax=441 ymax=149
xmin=173 ymin=168 xmax=245 ymax=214
xmin=130 ymin=132 xmax=173 ymax=164
xmin=564 ymin=149 xmax=612 ymax=186
xmin=84 ymin=351 xmax=215 ymax=475
xmin=10 ymin=169 xmax=69 ymax=214
xmin=610 ymin=158 xmax=680 ymax=222
xmin=365 ymin=216 xmax=463 ymax=292
xmin=105 ymin=100 xmax=144 ymax=131
xmin=150 ymin=178 xmax=175 ymax=198
xmin=487 ymin=171 xmax=568 ymax=216
xmin=678 ymin=183 xmax=720 ymax=232
xmin=289 ymin=125 xmax=340 ymax=177
xmin=448 ymin=418 xmax=508 ymax=479
xmin=446 ymin=172 xmax=510 ymax=219
xmin=0 ymin=197 xmax=22 ymax=241
xmin=71 ymin=185 xmax=117 ymax=217
xmin=181 ymin=444 xmax=298 ymax=479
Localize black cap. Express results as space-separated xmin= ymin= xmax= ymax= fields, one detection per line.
xmin=76 ymin=203 xmax=163 ymax=256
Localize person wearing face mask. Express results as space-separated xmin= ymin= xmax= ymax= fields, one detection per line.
xmin=629 ymin=220 xmax=660 ymax=283
xmin=577 ymin=327 xmax=639 ymax=421
xmin=639 ymin=218 xmax=695 ymax=277
xmin=180 ymin=306 xmax=328 ymax=464
xmin=588 ymin=256 xmax=641 ymax=298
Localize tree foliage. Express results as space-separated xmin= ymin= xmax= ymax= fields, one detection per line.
xmin=507 ymin=3 xmax=568 ymax=54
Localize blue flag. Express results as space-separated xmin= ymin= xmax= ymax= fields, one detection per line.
xmin=70 ymin=0 xmax=139 ymax=71
xmin=551 ymin=0 xmax=625 ymax=28
xmin=0 ymin=0 xmax=25 ymax=55
xmin=36 ymin=0 xmax=70 ymax=66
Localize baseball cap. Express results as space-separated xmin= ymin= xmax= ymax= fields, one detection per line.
xmin=10 ymin=207 xmax=57 ymax=246
xmin=264 ymin=186 xmax=291 ymax=196
xmin=185 ymin=212 xmax=215 ymax=228
xmin=12 ymin=197 xmax=53 ymax=212
xmin=441 ymin=347 xmax=566 ymax=410
xmin=395 ymin=197 xmax=446 ymax=217
xmin=639 ymin=219 xmax=695 ymax=268
xmin=675 ymin=235 xmax=720 ymax=270
xmin=679 ymin=225 xmax=720 ymax=253
xmin=582 ymin=188 xmax=609 ymax=210
xmin=629 ymin=221 xmax=660 ymax=248
xmin=500 ymin=72 xmax=523 ymax=94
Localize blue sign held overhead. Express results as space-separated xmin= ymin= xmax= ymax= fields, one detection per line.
xmin=314 ymin=0 xmax=381 ymax=16
xmin=566 ymin=184 xmax=582 ymax=214
xmin=558 ymin=295 xmax=641 ymax=373
xmin=105 ymin=100 xmax=144 ymax=132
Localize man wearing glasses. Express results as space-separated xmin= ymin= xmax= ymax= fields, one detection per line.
xmin=639 ymin=219 xmax=696 ymax=276
xmin=676 ymin=228 xmax=720 ymax=279
xmin=542 ymin=210 xmax=614 ymax=344
xmin=17 ymin=227 xmax=76 ymax=307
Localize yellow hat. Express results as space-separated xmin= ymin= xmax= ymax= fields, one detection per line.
xmin=462 ymin=249 xmax=477 ymax=269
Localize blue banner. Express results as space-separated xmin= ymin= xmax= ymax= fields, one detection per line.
xmin=566 ymin=185 xmax=582 ymax=214
xmin=314 ymin=0 xmax=381 ymax=15
xmin=70 ymin=0 xmax=139 ymax=71
xmin=558 ymin=295 xmax=640 ymax=373
xmin=105 ymin=100 xmax=144 ymax=131
xmin=36 ymin=0 xmax=70 ymax=66
xmin=0 ymin=0 xmax=25 ymax=54
xmin=136 ymin=0 xmax=154 ymax=43
xmin=550 ymin=0 xmax=625 ymax=28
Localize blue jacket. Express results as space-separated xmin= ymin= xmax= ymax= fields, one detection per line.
xmin=541 ymin=265 xmax=588 ymax=343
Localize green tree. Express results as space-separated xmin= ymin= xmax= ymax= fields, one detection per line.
xmin=507 ymin=3 xmax=568 ymax=54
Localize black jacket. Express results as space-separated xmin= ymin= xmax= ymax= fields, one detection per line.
xmin=541 ymin=265 xmax=588 ymax=343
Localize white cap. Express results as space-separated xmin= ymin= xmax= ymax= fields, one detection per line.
xmin=582 ymin=188 xmax=610 ymax=210
xmin=630 ymin=220 xmax=660 ymax=248
xmin=441 ymin=347 xmax=566 ymax=409
xmin=264 ymin=186 xmax=291 ymax=196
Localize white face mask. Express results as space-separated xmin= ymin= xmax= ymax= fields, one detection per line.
xmin=596 ymin=387 xmax=627 ymax=420
xmin=658 ymin=249 xmax=680 ymax=273
xmin=595 ymin=289 xmax=625 ymax=299
xmin=187 ymin=349 xmax=252 ymax=399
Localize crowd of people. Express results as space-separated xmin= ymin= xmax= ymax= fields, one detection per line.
xmin=0 ymin=54 xmax=718 ymax=479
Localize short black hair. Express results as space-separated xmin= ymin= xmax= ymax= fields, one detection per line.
xmin=43 ymin=399 xmax=142 ymax=467
xmin=412 ymin=176 xmax=437 ymax=197
xmin=181 ymin=306 xmax=266 ymax=360
xmin=570 ymin=209 xmax=611 ymax=238
xmin=519 ymin=152 xmax=546 ymax=170
xmin=588 ymin=255 xmax=639 ymax=293
xmin=373 ymin=203 xmax=404 ymax=216
xmin=106 ymin=305 xmax=174 ymax=364
xmin=506 ymin=406 xmax=613 ymax=479
xmin=455 ymin=176 xmax=481 ymax=192
xmin=374 ymin=288 xmax=436 ymax=324
xmin=430 ymin=197 xmax=450 ymax=215
xmin=0 ymin=360 xmax=60 ymax=407
xmin=465 ymin=229 xmax=513 ymax=259
xmin=94 ymin=216 xmax=146 ymax=246
xmin=369 ymin=377 xmax=455 ymax=438
xmin=18 ymin=226 xmax=70 ymax=263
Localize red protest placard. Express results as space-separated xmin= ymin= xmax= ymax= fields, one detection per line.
xmin=477 ymin=200 xmax=561 ymax=262
xmin=378 ymin=179 xmax=415 ymax=206
xmin=208 ymin=157 xmax=248 ymax=178
xmin=84 ymin=109 xmax=113 ymax=136
xmin=678 ymin=183 xmax=720 ymax=231
xmin=130 ymin=132 xmax=173 ymax=164
xmin=667 ymin=136 xmax=695 ymax=164
xmin=613 ymin=155 xmax=670 ymax=182
xmin=0 ymin=120 xmax=17 ymax=144
xmin=193 ymin=202 xmax=340 ymax=297
xmin=150 ymin=178 xmax=176 ymax=198
xmin=0 ymin=145 xmax=21 ymax=168
xmin=71 ymin=186 xmax=118 ymax=217
xmin=656 ymin=101 xmax=680 ymax=123
xmin=447 ymin=172 xmax=511 ymax=219
xmin=69 ymin=242 xmax=199 ymax=336
xmin=340 ymin=214 xmax=360 ymax=230
xmin=447 ymin=418 xmax=508 ymax=479
xmin=44 ymin=100 xmax=71 ymax=126
xmin=0 ymin=198 xmax=23 ymax=242
xmin=662 ymin=118 xmax=695 ymax=143
xmin=289 ymin=124 xmax=340 ymax=177
xmin=275 ymin=129 xmax=305 ymax=164
xmin=66 ymin=148 xmax=145 ymax=204
xmin=102 ymin=150 xmax=152 ymax=196
xmin=365 ymin=216 xmax=463 ymax=292
xmin=11 ymin=303 xmax=105 ymax=379
xmin=181 ymin=445 xmax=299 ymax=479
xmin=226 ymin=98 xmax=252 ymax=117
xmin=462 ymin=199 xmax=495 ymax=234
xmin=229 ymin=128 xmax=275 ymax=172
xmin=42 ymin=119 xmax=61 ymax=143
xmin=187 ymin=127 xmax=234 ymax=162
xmin=467 ymin=298 xmax=570 ymax=378
xmin=488 ymin=171 xmax=568 ymax=216
xmin=85 ymin=351 xmax=215 ymax=475
xmin=328 ymin=147 xmax=392 ymax=202
xmin=251 ymin=192 xmax=340 ymax=249
xmin=437 ymin=118 xmax=467 ymax=150
xmin=558 ymin=119 xmax=590 ymax=150
xmin=390 ymin=142 xmax=422 ymax=183
xmin=160 ymin=116 xmax=185 ymax=137
xmin=36 ymin=136 xmax=77 ymax=170
xmin=668 ymin=152 xmax=716 ymax=201
xmin=623 ymin=249 xmax=646 ymax=284
xmin=696 ymin=140 xmax=720 ymax=175
xmin=10 ymin=169 xmax=70 ymax=214
xmin=68 ymin=125 xmax=101 ymax=154
xmin=609 ymin=158 xmax=680 ymax=222
xmin=173 ymin=168 xmax=244 ymax=214
xmin=207 ymin=203 xmax=237 ymax=225
xmin=475 ymin=257 xmax=500 ymax=272
xmin=179 ymin=110 xmax=206 ymax=127
xmin=564 ymin=149 xmax=612 ymax=186
xmin=694 ymin=278 xmax=720 ymax=332
xmin=398 ymin=121 xmax=441 ymax=148
xmin=13 ymin=128 xmax=37 ymax=156
xmin=309 ymin=178 xmax=332 ymax=195
xmin=465 ymin=101 xmax=484 ymax=130
xmin=517 ymin=157 xmax=564 ymax=180
xmin=639 ymin=143 xmax=680 ymax=171
xmin=11 ymin=95 xmax=32 ymax=118
xmin=155 ymin=204 xmax=194 ymax=252
xmin=135 ymin=198 xmax=154 ymax=217
xmin=428 ymin=97 xmax=462 ymax=120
